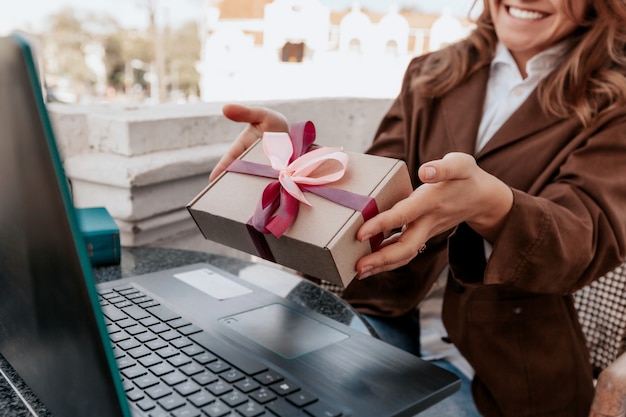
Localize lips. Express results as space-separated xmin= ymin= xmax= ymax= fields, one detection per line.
xmin=507 ymin=6 xmax=548 ymax=20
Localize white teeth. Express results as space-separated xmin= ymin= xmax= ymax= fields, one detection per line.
xmin=508 ymin=6 xmax=545 ymax=20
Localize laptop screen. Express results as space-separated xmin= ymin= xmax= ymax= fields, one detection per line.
xmin=0 ymin=34 xmax=130 ymax=417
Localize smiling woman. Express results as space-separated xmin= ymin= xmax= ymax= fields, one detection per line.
xmin=489 ymin=0 xmax=586 ymax=75
xmin=208 ymin=0 xmax=626 ymax=415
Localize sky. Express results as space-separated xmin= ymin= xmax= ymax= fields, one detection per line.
xmin=2 ymin=0 xmax=477 ymax=33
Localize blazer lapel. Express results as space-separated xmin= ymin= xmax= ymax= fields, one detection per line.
xmin=477 ymin=88 xmax=563 ymax=158
xmin=439 ymin=65 xmax=490 ymax=155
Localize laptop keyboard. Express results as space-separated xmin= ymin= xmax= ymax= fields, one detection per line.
xmin=99 ymin=284 xmax=343 ymax=417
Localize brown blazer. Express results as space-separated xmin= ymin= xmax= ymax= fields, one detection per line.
xmin=343 ymin=56 xmax=626 ymax=416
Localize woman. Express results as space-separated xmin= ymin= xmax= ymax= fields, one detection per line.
xmin=209 ymin=0 xmax=626 ymax=415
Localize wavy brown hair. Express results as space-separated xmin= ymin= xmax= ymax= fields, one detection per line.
xmin=413 ymin=0 xmax=626 ymax=126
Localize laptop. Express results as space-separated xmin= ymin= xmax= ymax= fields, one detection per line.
xmin=0 ymin=34 xmax=460 ymax=417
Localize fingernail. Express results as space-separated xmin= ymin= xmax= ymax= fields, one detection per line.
xmin=359 ymin=234 xmax=372 ymax=243
xmin=424 ymin=166 xmax=436 ymax=180
xmin=358 ymin=266 xmax=373 ymax=280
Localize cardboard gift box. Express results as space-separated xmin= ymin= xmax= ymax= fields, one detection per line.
xmin=187 ymin=125 xmax=412 ymax=287
xmin=75 ymin=207 xmax=121 ymax=266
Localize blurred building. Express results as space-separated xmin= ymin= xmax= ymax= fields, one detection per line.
xmin=197 ymin=0 xmax=473 ymax=102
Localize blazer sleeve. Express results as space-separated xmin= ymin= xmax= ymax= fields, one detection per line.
xmin=449 ymin=112 xmax=626 ymax=294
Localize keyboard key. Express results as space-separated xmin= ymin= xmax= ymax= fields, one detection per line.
xmin=188 ymin=390 xmax=215 ymax=408
xmin=159 ymin=329 xmax=182 ymax=341
xmin=174 ymin=380 xmax=201 ymax=397
xmin=267 ymin=398 xmax=307 ymax=416
xmin=116 ymin=318 xmax=137 ymax=328
xmin=168 ymin=318 xmax=192 ymax=329
xmin=122 ymin=305 xmax=151 ymax=320
xmin=190 ymin=332 xmax=268 ymax=375
xmin=110 ymin=331 xmax=131 ymax=343
xmin=202 ymin=400 xmax=231 ymax=417
xmin=125 ymin=325 xmax=147 ymax=336
xmin=140 ymin=316 xmax=160 ymax=327
xmin=101 ymin=305 xmax=128 ymax=321
xmin=146 ymin=305 xmax=181 ymax=322
xmin=172 ymin=338 xmax=194 ymax=350
xmin=147 ymin=408 xmax=171 ymax=417
xmin=287 ymin=390 xmax=317 ymax=407
xmin=171 ymin=404 xmax=202 ymax=417
xmin=128 ymin=346 xmax=152 ymax=359
xmin=178 ymin=324 xmax=202 ymax=336
xmin=114 ymin=300 xmax=133 ymax=308
xmin=221 ymin=369 xmax=245 ymax=383
xmin=126 ymin=388 xmax=144 ymax=402
xmin=136 ymin=331 xmax=158 ymax=343
xmin=150 ymin=362 xmax=175 ymax=377
xmin=221 ymin=389 xmax=247 ymax=407
xmin=206 ymin=360 xmax=230 ymax=374
xmin=150 ymin=323 xmax=171 ymax=334
xmin=192 ymin=370 xmax=218 ymax=386
xmin=121 ymin=365 xmax=147 ymax=380
xmin=155 ymin=346 xmax=179 ymax=359
xmin=180 ymin=362 xmax=204 ymax=377
xmin=305 ymin=400 xmax=343 ymax=417
xmin=236 ymin=401 xmax=265 ymax=417
xmin=234 ymin=378 xmax=260 ymax=393
xmin=117 ymin=356 xmax=136 ymax=370
xmin=206 ymin=380 xmax=233 ymax=396
xmin=139 ymin=354 xmax=162 ymax=368
xmin=136 ymin=398 xmax=157 ymax=411
xmin=248 ymin=387 xmax=276 ymax=404
xmin=162 ymin=370 xmax=187 ymax=386
xmin=193 ymin=351 xmax=217 ymax=365
xmin=134 ymin=374 xmax=160 ymax=389
xmin=254 ymin=370 xmax=283 ymax=385
xmin=157 ymin=392 xmax=186 ymax=411
xmin=168 ymin=354 xmax=192 ymax=367
xmin=118 ymin=339 xmax=141 ymax=351
xmin=146 ymin=383 xmax=173 ymax=400
xmin=270 ymin=379 xmax=300 ymax=396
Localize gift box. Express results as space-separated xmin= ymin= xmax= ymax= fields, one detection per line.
xmin=187 ymin=122 xmax=412 ymax=287
xmin=75 ymin=207 xmax=121 ymax=266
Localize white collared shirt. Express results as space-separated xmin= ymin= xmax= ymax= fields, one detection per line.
xmin=477 ymin=42 xmax=565 ymax=258
xmin=475 ymin=41 xmax=566 ymax=153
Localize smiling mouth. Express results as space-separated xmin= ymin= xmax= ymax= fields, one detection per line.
xmin=506 ymin=6 xmax=548 ymax=21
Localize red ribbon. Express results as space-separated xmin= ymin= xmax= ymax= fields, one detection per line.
xmin=226 ymin=121 xmax=383 ymax=263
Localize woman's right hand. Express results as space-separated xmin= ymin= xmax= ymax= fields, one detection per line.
xmin=209 ymin=104 xmax=290 ymax=182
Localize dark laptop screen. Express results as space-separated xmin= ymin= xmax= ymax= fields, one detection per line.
xmin=0 ymin=34 xmax=130 ymax=417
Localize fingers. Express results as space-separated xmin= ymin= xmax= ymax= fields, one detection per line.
xmin=418 ymin=152 xmax=476 ymax=183
xmin=222 ymin=104 xmax=289 ymax=132
xmin=209 ymin=104 xmax=290 ymax=182
xmin=356 ymin=226 xmax=427 ymax=279
xmin=356 ymin=190 xmax=427 ymax=243
xmin=209 ymin=139 xmax=252 ymax=182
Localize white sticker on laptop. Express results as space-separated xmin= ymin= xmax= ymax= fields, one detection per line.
xmin=174 ymin=269 xmax=252 ymax=300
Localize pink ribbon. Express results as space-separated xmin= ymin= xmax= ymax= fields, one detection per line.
xmin=226 ymin=121 xmax=383 ymax=263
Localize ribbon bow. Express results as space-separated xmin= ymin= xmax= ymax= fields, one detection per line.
xmin=251 ymin=121 xmax=348 ymax=238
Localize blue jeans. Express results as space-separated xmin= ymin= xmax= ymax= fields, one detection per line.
xmin=363 ymin=313 xmax=482 ymax=417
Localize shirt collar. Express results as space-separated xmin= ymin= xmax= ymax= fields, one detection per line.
xmin=491 ymin=41 xmax=567 ymax=78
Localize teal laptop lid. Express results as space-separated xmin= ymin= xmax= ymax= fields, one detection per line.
xmin=0 ymin=34 xmax=130 ymax=417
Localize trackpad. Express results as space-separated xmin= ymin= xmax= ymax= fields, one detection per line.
xmin=219 ymin=304 xmax=349 ymax=359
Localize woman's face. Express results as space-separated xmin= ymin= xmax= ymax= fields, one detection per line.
xmin=488 ymin=0 xmax=587 ymax=69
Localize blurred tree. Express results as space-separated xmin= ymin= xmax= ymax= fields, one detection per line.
xmin=43 ymin=9 xmax=94 ymax=97
xmin=165 ymin=21 xmax=201 ymax=96
xmin=40 ymin=4 xmax=201 ymax=102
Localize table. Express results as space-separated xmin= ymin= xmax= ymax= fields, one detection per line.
xmin=0 ymin=247 xmax=374 ymax=416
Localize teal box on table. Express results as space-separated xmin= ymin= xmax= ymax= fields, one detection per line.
xmin=75 ymin=207 xmax=121 ymax=266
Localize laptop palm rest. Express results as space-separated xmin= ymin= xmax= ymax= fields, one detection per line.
xmin=219 ymin=304 xmax=349 ymax=359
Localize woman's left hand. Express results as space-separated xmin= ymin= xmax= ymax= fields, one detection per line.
xmin=355 ymin=152 xmax=514 ymax=279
